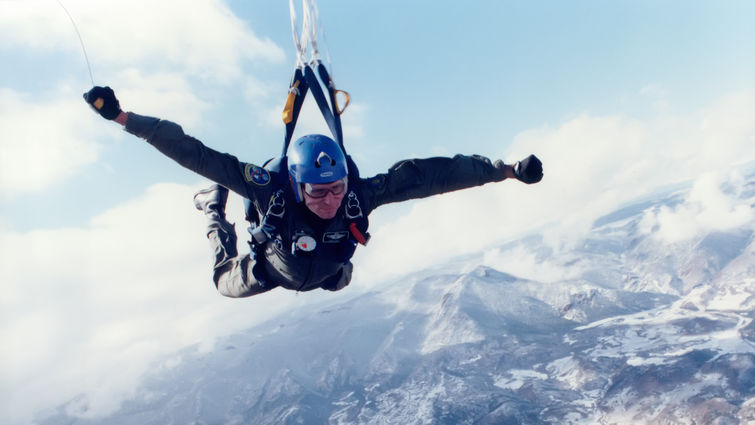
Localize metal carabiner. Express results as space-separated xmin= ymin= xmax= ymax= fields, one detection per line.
xmin=345 ymin=191 xmax=363 ymax=220
xmin=282 ymin=79 xmax=302 ymax=124
xmin=335 ymin=89 xmax=350 ymax=115
xmin=267 ymin=190 xmax=286 ymax=218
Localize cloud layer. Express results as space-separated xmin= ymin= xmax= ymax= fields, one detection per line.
xmin=355 ymin=89 xmax=755 ymax=283
xmin=0 ymin=183 xmax=325 ymax=422
xmin=639 ymin=171 xmax=754 ymax=244
xmin=0 ymin=0 xmax=286 ymax=198
xmin=0 ymin=0 xmax=284 ymax=81
xmin=0 ymin=87 xmax=105 ymax=196
xmin=2 ymin=89 xmax=753 ymax=425
xmin=1 ymin=2 xmax=754 ymax=423
xmin=5 ymin=87 xmax=750 ymax=421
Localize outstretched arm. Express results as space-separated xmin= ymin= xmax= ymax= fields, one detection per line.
xmin=361 ymin=153 xmax=542 ymax=212
xmin=83 ymin=86 xmax=253 ymax=199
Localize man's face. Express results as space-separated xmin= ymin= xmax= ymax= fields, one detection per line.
xmin=302 ymin=178 xmax=347 ymax=219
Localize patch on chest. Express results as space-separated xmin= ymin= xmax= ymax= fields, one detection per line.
xmin=369 ymin=174 xmax=386 ymax=190
xmin=295 ymin=235 xmax=317 ymax=251
xmin=323 ymin=231 xmax=350 ymax=243
xmin=244 ymin=164 xmax=271 ymax=186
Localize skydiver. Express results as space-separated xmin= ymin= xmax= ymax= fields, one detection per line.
xmin=84 ymin=86 xmax=543 ymax=298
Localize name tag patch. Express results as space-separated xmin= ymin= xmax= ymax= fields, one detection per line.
xmin=323 ymin=231 xmax=349 ymax=243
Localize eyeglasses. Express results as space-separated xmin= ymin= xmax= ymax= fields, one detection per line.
xmin=303 ymin=178 xmax=347 ymax=199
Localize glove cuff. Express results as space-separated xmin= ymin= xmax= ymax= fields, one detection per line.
xmin=492 ymin=159 xmax=508 ymax=181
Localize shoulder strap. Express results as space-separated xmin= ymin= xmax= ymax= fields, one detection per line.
xmin=344 ymin=155 xmax=370 ymax=245
xmin=282 ymin=68 xmax=309 ymax=156
xmin=284 ymin=0 xmax=349 ymax=155
xmin=281 ymin=61 xmax=349 ymax=156
xmin=244 ymin=157 xmax=285 ymax=223
xmin=245 ymin=158 xmax=290 ymax=251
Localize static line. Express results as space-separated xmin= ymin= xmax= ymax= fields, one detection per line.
xmin=55 ymin=0 xmax=94 ymax=85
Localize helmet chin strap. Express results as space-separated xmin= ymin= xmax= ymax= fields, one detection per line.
xmin=290 ymin=176 xmax=305 ymax=203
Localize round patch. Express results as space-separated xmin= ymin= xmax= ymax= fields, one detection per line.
xmin=295 ymin=235 xmax=317 ymax=252
xmin=245 ymin=164 xmax=271 ymax=186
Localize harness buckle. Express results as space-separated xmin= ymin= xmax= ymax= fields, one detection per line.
xmin=251 ymin=223 xmax=275 ymax=245
xmin=344 ymin=191 xmax=370 ymax=245
xmin=345 ymin=191 xmax=363 ymax=219
xmin=248 ymin=190 xmax=286 ymax=248
xmin=267 ymin=190 xmax=286 ymax=218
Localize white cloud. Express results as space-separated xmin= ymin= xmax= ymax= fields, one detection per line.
xmin=0 ymin=75 xmax=211 ymax=198
xmin=2 ymin=6 xmax=754 ymax=419
xmin=355 ymin=90 xmax=755 ymax=283
xmin=481 ymin=245 xmax=583 ymax=284
xmin=0 ymin=0 xmax=287 ymax=197
xmin=698 ymin=91 xmax=755 ymax=167
xmin=639 ymin=171 xmax=754 ymax=243
xmin=0 ymin=182 xmax=312 ymax=423
xmin=0 ymin=87 xmax=105 ymax=196
xmin=1 ymin=88 xmax=753 ymax=423
xmin=243 ymin=75 xmax=277 ymax=105
xmin=108 ymin=68 xmax=212 ymax=127
xmin=0 ymin=0 xmax=285 ymax=81
xmin=639 ymin=83 xmax=670 ymax=111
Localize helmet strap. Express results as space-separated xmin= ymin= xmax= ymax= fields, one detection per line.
xmin=290 ymin=176 xmax=304 ymax=203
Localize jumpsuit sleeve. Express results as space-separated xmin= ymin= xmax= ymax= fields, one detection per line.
xmin=360 ymin=154 xmax=506 ymax=213
xmin=124 ymin=112 xmax=260 ymax=201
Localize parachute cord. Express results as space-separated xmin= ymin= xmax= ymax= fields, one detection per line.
xmin=290 ymin=0 xmax=327 ymax=66
xmin=289 ymin=0 xmax=307 ymax=66
xmin=305 ymin=0 xmax=321 ymax=62
xmin=321 ymin=19 xmax=333 ymax=78
xmin=55 ymin=0 xmax=94 ymax=85
xmin=301 ymin=0 xmax=312 ymax=60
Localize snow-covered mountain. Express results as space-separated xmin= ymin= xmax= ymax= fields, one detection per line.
xmin=40 ymin=173 xmax=755 ymax=424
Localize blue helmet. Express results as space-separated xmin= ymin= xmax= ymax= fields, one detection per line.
xmin=287 ymin=134 xmax=348 ymax=202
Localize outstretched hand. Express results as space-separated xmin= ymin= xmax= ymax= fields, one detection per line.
xmin=83 ymin=86 xmax=122 ymax=120
xmin=513 ymin=154 xmax=543 ymax=184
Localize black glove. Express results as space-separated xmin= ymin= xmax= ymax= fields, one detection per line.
xmin=83 ymin=86 xmax=122 ymax=120
xmin=513 ymin=154 xmax=543 ymax=184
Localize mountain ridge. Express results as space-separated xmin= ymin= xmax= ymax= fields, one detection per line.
xmin=39 ymin=173 xmax=755 ymax=425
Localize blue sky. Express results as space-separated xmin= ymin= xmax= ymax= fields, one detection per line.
xmin=2 ymin=0 xmax=753 ymax=230
xmin=1 ymin=1 xmax=754 ymax=423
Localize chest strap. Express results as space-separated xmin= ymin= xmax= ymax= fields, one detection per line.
xmin=345 ymin=191 xmax=370 ymax=245
xmin=249 ymin=189 xmax=286 ymax=247
xmin=249 ymin=188 xmax=370 ymax=254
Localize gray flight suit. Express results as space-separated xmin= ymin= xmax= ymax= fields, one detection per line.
xmin=125 ymin=113 xmax=507 ymax=297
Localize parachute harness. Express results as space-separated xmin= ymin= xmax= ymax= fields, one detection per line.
xmin=283 ymin=0 xmax=351 ymax=155
xmin=284 ymin=0 xmax=367 ymax=246
xmin=245 ymin=0 xmax=369 ymax=259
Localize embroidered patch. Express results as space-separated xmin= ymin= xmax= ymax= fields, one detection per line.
xmin=244 ymin=164 xmax=271 ymax=186
xmin=369 ymin=174 xmax=386 ymax=189
xmin=323 ymin=231 xmax=349 ymax=243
